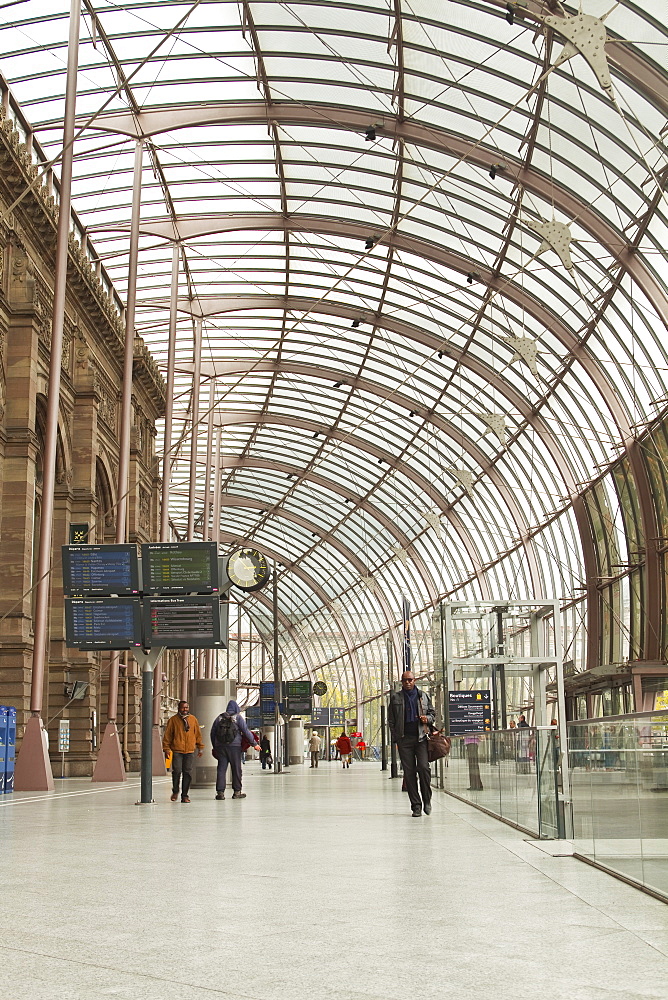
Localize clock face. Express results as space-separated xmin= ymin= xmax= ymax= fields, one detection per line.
xmin=226 ymin=548 xmax=270 ymax=592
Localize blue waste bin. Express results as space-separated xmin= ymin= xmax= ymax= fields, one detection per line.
xmin=5 ymin=707 xmax=16 ymax=793
xmin=0 ymin=707 xmax=8 ymax=792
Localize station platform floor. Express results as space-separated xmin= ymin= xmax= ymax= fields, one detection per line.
xmin=1 ymin=760 xmax=667 ymax=1000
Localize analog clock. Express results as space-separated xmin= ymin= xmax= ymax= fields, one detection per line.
xmin=226 ymin=547 xmax=271 ymax=592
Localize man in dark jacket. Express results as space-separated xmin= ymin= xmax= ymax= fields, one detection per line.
xmin=211 ymin=700 xmax=261 ymax=800
xmin=388 ymin=671 xmax=435 ymax=817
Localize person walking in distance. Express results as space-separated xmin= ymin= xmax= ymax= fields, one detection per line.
xmin=308 ymin=730 xmax=322 ymax=768
xmin=388 ymin=671 xmax=436 ymax=817
xmin=336 ymin=731 xmax=352 ymax=768
xmin=211 ymin=700 xmax=261 ymax=800
xmin=259 ymin=732 xmax=273 ymax=770
xmin=162 ymin=700 xmax=204 ymax=803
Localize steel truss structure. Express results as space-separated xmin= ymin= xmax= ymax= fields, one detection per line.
xmin=2 ymin=0 xmax=668 ymax=715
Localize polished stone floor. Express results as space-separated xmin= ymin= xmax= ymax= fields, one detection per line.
xmin=1 ymin=760 xmax=667 ymax=1000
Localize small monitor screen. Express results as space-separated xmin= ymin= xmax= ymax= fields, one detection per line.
xmin=142 ymin=542 xmax=219 ymax=594
xmin=62 ymin=545 xmax=139 ymax=597
xmin=285 ymin=681 xmax=311 ymax=698
xmin=65 ymin=598 xmax=143 ymax=650
xmin=144 ymin=596 xmax=225 ymax=649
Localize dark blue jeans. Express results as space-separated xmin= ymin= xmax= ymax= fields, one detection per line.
xmin=215 ymin=745 xmax=243 ymax=793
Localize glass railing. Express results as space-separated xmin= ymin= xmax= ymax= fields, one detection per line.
xmin=442 ymin=728 xmax=564 ymax=839
xmin=568 ymin=712 xmax=668 ymax=900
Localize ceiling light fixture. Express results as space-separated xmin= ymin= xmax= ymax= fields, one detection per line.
xmin=364 ymin=125 xmax=377 ymax=141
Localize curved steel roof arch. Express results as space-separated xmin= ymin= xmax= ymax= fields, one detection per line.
xmin=2 ymin=0 xmax=667 ymax=680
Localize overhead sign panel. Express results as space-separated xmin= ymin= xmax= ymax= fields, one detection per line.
xmin=142 ymin=542 xmax=219 ymax=595
xmin=65 ymin=598 xmax=143 ymax=650
xmin=285 ymin=680 xmax=312 ymax=716
xmin=448 ymin=690 xmax=492 ymax=735
xmin=143 ymin=596 xmax=225 ymax=649
xmin=62 ymin=544 xmax=139 ymax=597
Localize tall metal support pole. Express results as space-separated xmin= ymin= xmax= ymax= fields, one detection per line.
xmin=187 ymin=321 xmax=203 ymax=679
xmin=186 ymin=317 xmax=202 ymax=542
xmin=151 ymin=244 xmax=180 ymax=769
xmin=93 ymin=138 xmax=143 ymax=783
xmin=273 ymin=569 xmax=282 ymax=774
xmin=202 ymin=379 xmax=215 ymax=542
xmin=160 ymin=244 xmax=179 ymax=541
xmin=387 ymin=637 xmax=398 ymax=778
xmin=14 ymin=0 xmax=81 ymax=792
xmin=380 ymin=704 xmax=387 ymax=770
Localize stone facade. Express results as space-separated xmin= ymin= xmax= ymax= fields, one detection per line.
xmin=0 ymin=106 xmax=165 ymax=775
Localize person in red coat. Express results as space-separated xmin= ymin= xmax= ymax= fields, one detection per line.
xmin=336 ymin=731 xmax=352 ymax=768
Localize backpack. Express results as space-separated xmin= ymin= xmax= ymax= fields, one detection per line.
xmin=213 ymin=712 xmax=239 ymax=749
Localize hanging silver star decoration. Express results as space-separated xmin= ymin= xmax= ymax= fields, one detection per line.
xmin=480 ymin=413 xmax=507 ymax=447
xmin=360 ymin=574 xmax=378 ymax=594
xmin=523 ymin=216 xmax=574 ymax=270
xmin=424 ymin=510 xmax=443 ymax=539
xmin=503 ymin=335 xmax=540 ymax=376
xmin=448 ymin=468 xmax=475 ymax=495
xmin=544 ymin=11 xmax=614 ymax=98
xmin=392 ymin=544 xmax=409 ymax=566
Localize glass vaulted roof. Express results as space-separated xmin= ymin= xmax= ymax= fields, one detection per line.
xmin=1 ymin=1 xmax=667 ymax=700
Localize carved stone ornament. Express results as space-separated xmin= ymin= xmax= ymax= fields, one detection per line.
xmin=139 ymin=486 xmax=151 ymax=531
xmin=75 ymin=327 xmax=89 ymax=370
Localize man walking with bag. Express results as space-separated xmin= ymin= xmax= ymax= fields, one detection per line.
xmin=211 ymin=699 xmax=261 ymax=800
xmin=388 ymin=671 xmax=435 ymax=817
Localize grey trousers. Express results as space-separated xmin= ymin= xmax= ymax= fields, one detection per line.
xmin=171 ymin=751 xmax=194 ymax=798
xmin=216 ymin=745 xmax=243 ymax=793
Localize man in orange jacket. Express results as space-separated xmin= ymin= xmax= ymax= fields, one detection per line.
xmin=162 ymin=701 xmax=204 ymax=803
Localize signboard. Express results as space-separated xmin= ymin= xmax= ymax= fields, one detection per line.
xmin=448 ymin=690 xmax=492 ymax=735
xmin=285 ymin=680 xmax=312 ymax=716
xmin=330 ymin=707 xmax=346 ymax=727
xmin=58 ymin=719 xmax=70 ymax=752
xmin=69 ymin=523 xmax=89 ymax=545
xmin=245 ymin=705 xmax=262 ymax=727
xmin=62 ymin=544 xmax=140 ymax=597
xmin=65 ymin=598 xmax=143 ymax=650
xmin=142 ymin=542 xmax=219 ymax=595
xmin=311 ymin=707 xmax=330 ymax=726
xmin=143 ymin=596 xmax=225 ymax=649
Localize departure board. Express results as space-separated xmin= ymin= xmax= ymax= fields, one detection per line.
xmin=285 ymin=680 xmax=312 ymax=716
xmin=141 ymin=542 xmax=219 ymax=594
xmin=62 ymin=544 xmax=139 ymax=597
xmin=143 ymin=596 xmax=225 ymax=648
xmin=65 ymin=598 xmax=143 ymax=650
xmin=285 ymin=681 xmax=311 ymax=698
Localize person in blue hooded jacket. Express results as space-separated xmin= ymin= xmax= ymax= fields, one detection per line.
xmin=211 ymin=700 xmax=261 ymax=800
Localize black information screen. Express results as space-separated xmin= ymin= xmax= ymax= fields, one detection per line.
xmin=141 ymin=542 xmax=219 ymax=594
xmin=62 ymin=545 xmax=139 ymax=597
xmin=144 ymin=596 xmax=224 ymax=648
xmin=65 ymin=598 xmax=143 ymax=650
xmin=285 ymin=681 xmax=311 ymax=698
xmin=448 ymin=690 xmax=492 ymax=735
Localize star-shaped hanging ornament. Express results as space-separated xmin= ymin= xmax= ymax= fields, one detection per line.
xmin=523 ymin=216 xmax=574 ymax=270
xmin=360 ymin=575 xmax=378 ymax=594
xmin=448 ymin=468 xmax=475 ymax=495
xmin=503 ymin=335 xmax=540 ymax=376
xmin=480 ymin=413 xmax=507 ymax=447
xmin=424 ymin=510 xmax=443 ymax=539
xmin=392 ymin=545 xmax=409 ymax=566
xmin=544 ymin=10 xmax=614 ymax=98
